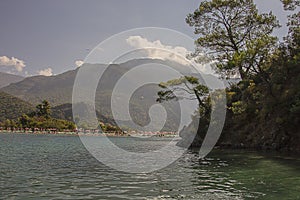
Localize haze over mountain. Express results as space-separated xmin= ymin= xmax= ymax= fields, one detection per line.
xmin=0 ymin=72 xmax=24 ymax=88
xmin=1 ymin=58 xmax=224 ymax=104
xmin=1 ymin=69 xmax=77 ymax=106
xmin=1 ymin=58 xmax=226 ymax=131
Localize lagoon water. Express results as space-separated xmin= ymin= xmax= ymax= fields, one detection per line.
xmin=0 ymin=133 xmax=300 ymax=200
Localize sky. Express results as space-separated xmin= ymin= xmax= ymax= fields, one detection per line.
xmin=0 ymin=0 xmax=289 ymax=77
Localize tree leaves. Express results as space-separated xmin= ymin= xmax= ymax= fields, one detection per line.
xmin=187 ymin=0 xmax=280 ymax=80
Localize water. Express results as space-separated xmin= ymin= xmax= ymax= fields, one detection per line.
xmin=0 ymin=133 xmax=299 ymax=200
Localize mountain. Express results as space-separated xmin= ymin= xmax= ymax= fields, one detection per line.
xmin=0 ymin=91 xmax=34 ymax=122
xmin=1 ymin=58 xmax=226 ymax=105
xmin=0 ymin=72 xmax=24 ymax=88
xmin=0 ymin=58 xmax=228 ymax=131
xmin=1 ymin=69 xmax=77 ymax=106
xmin=51 ymin=103 xmax=123 ymax=126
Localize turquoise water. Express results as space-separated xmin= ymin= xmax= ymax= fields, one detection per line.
xmin=0 ymin=133 xmax=299 ymax=199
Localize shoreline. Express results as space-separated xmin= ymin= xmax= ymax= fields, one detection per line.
xmin=0 ymin=131 xmax=126 ymax=137
xmin=0 ymin=131 xmax=178 ymax=138
xmin=1 ymin=131 xmax=298 ymax=155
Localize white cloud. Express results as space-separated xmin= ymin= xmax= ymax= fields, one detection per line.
xmin=24 ymin=71 xmax=33 ymax=77
xmin=0 ymin=56 xmax=26 ymax=72
xmin=38 ymin=68 xmax=53 ymax=76
xmin=126 ymin=36 xmax=214 ymax=74
xmin=75 ymin=60 xmax=84 ymax=67
xmin=126 ymin=36 xmax=190 ymax=65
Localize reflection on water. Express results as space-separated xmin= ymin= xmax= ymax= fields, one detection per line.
xmin=0 ymin=133 xmax=299 ymax=199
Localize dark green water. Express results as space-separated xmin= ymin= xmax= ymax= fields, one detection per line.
xmin=0 ymin=133 xmax=299 ymax=200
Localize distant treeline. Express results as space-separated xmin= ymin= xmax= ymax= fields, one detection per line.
xmin=0 ymin=99 xmax=123 ymax=133
xmin=0 ymin=100 xmax=76 ymax=131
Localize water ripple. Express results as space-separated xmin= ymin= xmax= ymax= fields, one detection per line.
xmin=1 ymin=133 xmax=300 ymax=199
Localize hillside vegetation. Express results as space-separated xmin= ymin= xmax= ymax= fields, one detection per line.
xmin=173 ymin=0 xmax=300 ymax=152
xmin=0 ymin=100 xmax=76 ymax=131
xmin=1 ymin=59 xmax=201 ymax=131
xmin=0 ymin=91 xmax=34 ymax=122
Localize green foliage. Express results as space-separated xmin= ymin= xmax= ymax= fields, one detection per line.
xmin=15 ymin=114 xmax=76 ymax=131
xmin=157 ymin=76 xmax=211 ymax=147
xmin=230 ymin=101 xmax=247 ymax=115
xmin=0 ymin=99 xmax=76 ymax=131
xmin=99 ymin=122 xmax=122 ymax=133
xmin=175 ymin=0 xmax=300 ymax=151
xmin=186 ymin=0 xmax=280 ymax=80
xmin=157 ymin=76 xmax=209 ymax=109
xmin=0 ymin=91 xmax=34 ymax=122
xmin=222 ymin=0 xmax=300 ymax=151
xmin=36 ymin=100 xmax=51 ymax=118
xmin=281 ymin=0 xmax=300 ymax=10
xmin=284 ymin=0 xmax=300 ymax=49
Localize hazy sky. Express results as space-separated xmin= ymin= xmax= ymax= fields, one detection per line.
xmin=0 ymin=0 xmax=288 ymax=76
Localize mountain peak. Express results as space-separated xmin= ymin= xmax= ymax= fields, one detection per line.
xmin=0 ymin=72 xmax=24 ymax=88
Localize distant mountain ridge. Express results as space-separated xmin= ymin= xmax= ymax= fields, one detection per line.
xmin=1 ymin=59 xmax=182 ymax=108
xmin=1 ymin=69 xmax=77 ymax=106
xmin=1 ymin=58 xmax=227 ymax=105
xmin=0 ymin=72 xmax=24 ymax=88
xmin=0 ymin=58 xmax=230 ymax=131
